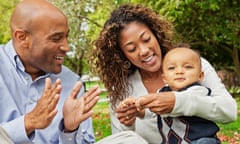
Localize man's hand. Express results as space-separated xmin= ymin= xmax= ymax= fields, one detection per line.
xmin=25 ymin=78 xmax=61 ymax=135
xmin=63 ymin=82 xmax=101 ymax=132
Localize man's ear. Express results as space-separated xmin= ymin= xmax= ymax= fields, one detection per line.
xmin=13 ymin=29 xmax=29 ymax=47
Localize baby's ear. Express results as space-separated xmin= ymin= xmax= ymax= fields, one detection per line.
xmin=199 ymin=71 xmax=204 ymax=82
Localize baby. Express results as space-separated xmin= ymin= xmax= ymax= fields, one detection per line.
xmin=156 ymin=47 xmax=220 ymax=143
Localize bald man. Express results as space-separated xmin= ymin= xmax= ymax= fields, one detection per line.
xmin=0 ymin=126 xmax=13 ymax=144
xmin=0 ymin=0 xmax=100 ymax=143
xmin=0 ymin=0 xmax=148 ymax=144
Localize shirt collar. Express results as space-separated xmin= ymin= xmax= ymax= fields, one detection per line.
xmin=4 ymin=40 xmax=50 ymax=79
xmin=4 ymin=40 xmax=20 ymax=70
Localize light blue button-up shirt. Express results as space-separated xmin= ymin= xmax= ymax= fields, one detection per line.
xmin=0 ymin=40 xmax=95 ymax=144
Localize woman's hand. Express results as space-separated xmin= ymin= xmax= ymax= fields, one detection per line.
xmin=116 ymin=97 xmax=145 ymax=126
xmin=136 ymin=92 xmax=175 ymax=115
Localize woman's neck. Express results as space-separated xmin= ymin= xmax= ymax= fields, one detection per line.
xmin=140 ymin=69 xmax=162 ymax=82
xmin=140 ymin=69 xmax=165 ymax=93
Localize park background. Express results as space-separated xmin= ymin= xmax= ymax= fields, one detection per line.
xmin=0 ymin=0 xmax=239 ymax=143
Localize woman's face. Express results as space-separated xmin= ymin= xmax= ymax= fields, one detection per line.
xmin=119 ymin=21 xmax=162 ymax=73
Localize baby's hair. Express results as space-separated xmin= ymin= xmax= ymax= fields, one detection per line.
xmin=164 ymin=46 xmax=202 ymax=69
xmin=172 ymin=43 xmax=201 ymax=58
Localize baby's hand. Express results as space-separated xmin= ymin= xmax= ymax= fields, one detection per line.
xmin=135 ymin=96 xmax=146 ymax=111
xmin=118 ymin=97 xmax=136 ymax=108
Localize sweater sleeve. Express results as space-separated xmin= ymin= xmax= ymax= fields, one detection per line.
xmin=171 ymin=58 xmax=237 ymax=123
xmin=109 ymin=105 xmax=135 ymax=134
xmin=2 ymin=116 xmax=33 ymax=143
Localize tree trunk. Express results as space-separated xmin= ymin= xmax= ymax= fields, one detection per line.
xmin=232 ymin=46 xmax=240 ymax=86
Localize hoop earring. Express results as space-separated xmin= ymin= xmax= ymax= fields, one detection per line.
xmin=124 ymin=61 xmax=131 ymax=69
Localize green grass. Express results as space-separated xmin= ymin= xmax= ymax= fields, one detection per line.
xmin=217 ymin=97 xmax=240 ymax=136
xmin=93 ymin=101 xmax=111 ymax=141
xmin=216 ymin=97 xmax=240 ymax=143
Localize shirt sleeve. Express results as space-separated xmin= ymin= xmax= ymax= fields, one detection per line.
xmin=2 ymin=116 xmax=34 ymax=143
xmin=59 ymin=118 xmax=95 ymax=144
xmin=109 ymin=105 xmax=136 ymax=133
xmin=171 ymin=58 xmax=237 ymax=123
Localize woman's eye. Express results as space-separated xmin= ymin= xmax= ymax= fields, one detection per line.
xmin=143 ymin=36 xmax=150 ymax=42
xmin=142 ymin=33 xmax=151 ymax=42
xmin=128 ymin=47 xmax=136 ymax=52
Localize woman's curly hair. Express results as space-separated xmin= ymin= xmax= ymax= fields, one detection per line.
xmin=90 ymin=4 xmax=174 ymax=109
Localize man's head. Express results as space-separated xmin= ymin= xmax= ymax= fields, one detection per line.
xmin=10 ymin=0 xmax=70 ymax=80
xmin=162 ymin=47 xmax=204 ymax=91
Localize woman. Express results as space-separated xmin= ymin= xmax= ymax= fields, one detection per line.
xmin=91 ymin=4 xmax=237 ymax=143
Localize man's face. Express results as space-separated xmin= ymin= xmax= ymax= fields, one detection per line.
xmin=24 ymin=12 xmax=70 ymax=77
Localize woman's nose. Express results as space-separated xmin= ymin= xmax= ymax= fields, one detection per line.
xmin=139 ymin=45 xmax=149 ymax=56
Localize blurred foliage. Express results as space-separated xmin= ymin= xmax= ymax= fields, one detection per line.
xmin=228 ymin=87 xmax=240 ymax=98
xmin=0 ymin=0 xmax=19 ymax=43
xmin=1 ymin=0 xmax=239 ymax=82
xmin=159 ymin=0 xmax=240 ymax=74
xmin=49 ymin=0 xmax=94 ymax=76
xmin=128 ymin=0 xmax=240 ymax=80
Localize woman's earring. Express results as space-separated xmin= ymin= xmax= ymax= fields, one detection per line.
xmin=124 ymin=61 xmax=131 ymax=69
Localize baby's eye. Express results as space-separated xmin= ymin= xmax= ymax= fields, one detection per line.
xmin=167 ymin=66 xmax=175 ymax=70
xmin=184 ymin=65 xmax=193 ymax=69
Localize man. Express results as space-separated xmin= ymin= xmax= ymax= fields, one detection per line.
xmin=0 ymin=127 xmax=13 ymax=144
xmin=0 ymin=0 xmax=148 ymax=144
xmin=0 ymin=0 xmax=100 ymax=143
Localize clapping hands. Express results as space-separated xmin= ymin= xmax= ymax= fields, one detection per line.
xmin=63 ymin=82 xmax=101 ymax=132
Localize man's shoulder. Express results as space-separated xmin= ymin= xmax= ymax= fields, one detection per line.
xmin=53 ymin=66 xmax=80 ymax=82
xmin=61 ymin=65 xmax=77 ymax=75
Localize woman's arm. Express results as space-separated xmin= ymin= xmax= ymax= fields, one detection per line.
xmin=109 ymin=105 xmax=135 ymax=134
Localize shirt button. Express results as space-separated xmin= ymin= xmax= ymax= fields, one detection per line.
xmin=68 ymin=137 xmax=72 ymax=141
xmin=29 ymin=100 xmax=34 ymax=104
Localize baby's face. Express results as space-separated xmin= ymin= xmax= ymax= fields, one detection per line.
xmin=162 ymin=48 xmax=203 ymax=91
